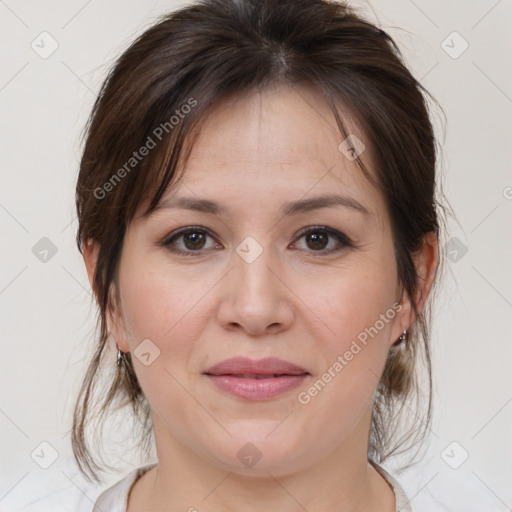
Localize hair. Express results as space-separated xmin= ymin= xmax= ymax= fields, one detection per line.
xmin=72 ymin=0 xmax=447 ymax=484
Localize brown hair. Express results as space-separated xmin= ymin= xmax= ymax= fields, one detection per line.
xmin=72 ymin=0 xmax=446 ymax=484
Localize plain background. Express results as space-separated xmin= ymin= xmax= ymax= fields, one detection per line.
xmin=1 ymin=0 xmax=511 ymax=510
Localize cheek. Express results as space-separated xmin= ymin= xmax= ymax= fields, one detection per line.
xmin=295 ymin=259 xmax=398 ymax=410
xmin=120 ymin=258 xmax=205 ymax=339
xmin=118 ymin=260 xmax=219 ymax=385
xmin=117 ymin=267 xmax=209 ymax=418
xmin=303 ymin=259 xmax=398 ymax=348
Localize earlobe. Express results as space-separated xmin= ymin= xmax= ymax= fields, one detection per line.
xmin=105 ymin=284 xmax=127 ymax=350
xmin=83 ymin=239 xmax=129 ymax=352
xmin=390 ymin=232 xmax=438 ymax=346
xmin=391 ymin=289 xmax=415 ymax=346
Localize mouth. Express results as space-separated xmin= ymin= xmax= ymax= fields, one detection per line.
xmin=204 ymin=356 xmax=309 ymax=376
xmin=203 ymin=357 xmax=310 ymax=400
xmin=208 ymin=373 xmax=304 ymax=379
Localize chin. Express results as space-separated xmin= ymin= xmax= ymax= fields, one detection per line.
xmin=202 ymin=431 xmax=308 ymax=476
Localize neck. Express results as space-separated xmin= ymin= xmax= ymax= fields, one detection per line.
xmin=131 ymin=410 xmax=395 ymax=512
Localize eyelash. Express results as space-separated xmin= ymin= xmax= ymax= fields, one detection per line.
xmin=158 ymin=225 xmax=353 ymax=257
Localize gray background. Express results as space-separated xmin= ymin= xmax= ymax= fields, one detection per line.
xmin=1 ymin=0 xmax=511 ymax=510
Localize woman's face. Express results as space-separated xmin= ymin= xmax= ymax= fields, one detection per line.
xmin=100 ymin=84 xmax=415 ymax=475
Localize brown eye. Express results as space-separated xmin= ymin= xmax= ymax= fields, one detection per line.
xmin=182 ymin=230 xmax=207 ymax=250
xmin=161 ymin=226 xmax=220 ymax=256
xmin=293 ymin=226 xmax=352 ymax=255
xmin=305 ymin=231 xmax=329 ymax=251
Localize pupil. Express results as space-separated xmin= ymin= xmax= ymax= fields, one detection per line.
xmin=307 ymin=232 xmax=327 ymax=250
xmin=185 ymin=231 xmax=205 ymax=250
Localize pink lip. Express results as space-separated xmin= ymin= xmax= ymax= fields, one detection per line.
xmin=204 ymin=357 xmax=310 ymax=401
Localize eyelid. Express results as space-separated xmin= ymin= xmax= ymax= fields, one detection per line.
xmin=294 ymin=225 xmax=352 ymax=244
xmin=161 ymin=225 xmax=214 ymax=244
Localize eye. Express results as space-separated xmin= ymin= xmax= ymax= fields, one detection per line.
xmin=292 ymin=226 xmax=352 ymax=255
xmin=160 ymin=226 xmax=220 ymax=256
xmin=159 ymin=225 xmax=353 ymax=257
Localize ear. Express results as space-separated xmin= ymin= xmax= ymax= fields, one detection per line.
xmin=391 ymin=231 xmax=439 ymax=344
xmin=413 ymin=231 xmax=439 ymax=314
xmin=82 ymin=239 xmax=129 ymax=352
xmin=83 ymin=238 xmax=100 ymax=299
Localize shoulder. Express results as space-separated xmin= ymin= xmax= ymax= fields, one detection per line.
xmin=370 ymin=461 xmax=413 ymax=512
xmin=0 ymin=462 xmax=102 ymax=512
xmin=2 ymin=462 xmax=158 ymax=512
xmin=92 ymin=463 xmax=158 ymax=512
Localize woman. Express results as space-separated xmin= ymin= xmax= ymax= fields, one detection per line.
xmin=73 ymin=0 xmax=443 ymax=510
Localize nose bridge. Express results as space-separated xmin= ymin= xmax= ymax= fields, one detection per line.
xmin=216 ymin=234 xmax=294 ymax=334
xmin=233 ymin=234 xmax=280 ymax=305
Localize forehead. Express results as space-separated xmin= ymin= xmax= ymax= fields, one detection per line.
xmin=187 ymin=83 xmax=367 ymax=175
xmin=139 ymin=83 xmax=386 ymax=224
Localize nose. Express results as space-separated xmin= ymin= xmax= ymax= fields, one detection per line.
xmin=215 ymin=243 xmax=295 ymax=336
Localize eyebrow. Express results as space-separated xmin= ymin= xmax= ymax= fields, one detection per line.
xmin=150 ymin=193 xmax=370 ymax=218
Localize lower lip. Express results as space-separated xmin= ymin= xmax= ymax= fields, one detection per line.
xmin=205 ymin=374 xmax=309 ymax=400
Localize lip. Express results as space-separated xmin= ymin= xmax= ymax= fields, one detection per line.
xmin=204 ymin=357 xmax=310 ymax=401
xmin=204 ymin=357 xmax=308 ymax=376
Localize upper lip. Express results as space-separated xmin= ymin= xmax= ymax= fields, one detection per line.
xmin=204 ymin=357 xmax=309 ymax=376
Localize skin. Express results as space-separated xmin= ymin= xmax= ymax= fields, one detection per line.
xmin=84 ymin=82 xmax=438 ymax=512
